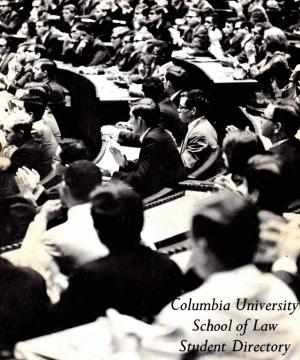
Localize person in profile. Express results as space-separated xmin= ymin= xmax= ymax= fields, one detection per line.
xmin=110 ymin=98 xmax=186 ymax=198
xmin=51 ymin=183 xmax=183 ymax=331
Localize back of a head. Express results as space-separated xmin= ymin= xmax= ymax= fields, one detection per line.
xmin=192 ymin=191 xmax=259 ymax=269
xmin=222 ymin=130 xmax=265 ymax=176
xmin=63 ymin=160 xmax=102 ymax=202
xmin=59 ymin=138 xmax=90 ymax=165
xmin=7 ymin=112 xmax=33 ymax=141
xmin=31 ymin=44 xmax=47 ymax=59
xmin=165 ymin=66 xmax=188 ymax=92
xmin=142 ymin=77 xmax=165 ymax=102
xmin=90 ymin=183 xmax=143 ymax=251
xmin=21 ymin=94 xmax=46 ymax=121
xmin=264 ymin=27 xmax=288 ymax=53
xmin=245 ymin=154 xmax=289 ymax=214
xmin=272 ymin=99 xmax=300 ymax=138
xmin=131 ymin=98 xmax=161 ymax=128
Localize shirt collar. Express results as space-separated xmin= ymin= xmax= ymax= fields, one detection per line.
xmin=139 ymin=127 xmax=151 ymax=143
xmin=271 ymin=137 xmax=290 ymax=149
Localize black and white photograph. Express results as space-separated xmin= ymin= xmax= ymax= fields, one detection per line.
xmin=0 ymin=0 xmax=299 ymax=358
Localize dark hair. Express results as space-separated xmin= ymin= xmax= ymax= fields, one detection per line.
xmin=192 ymin=193 xmax=259 ymax=269
xmin=180 ymin=89 xmax=210 ymax=117
xmin=91 ymin=183 xmax=143 ymax=251
xmin=222 ymin=131 xmax=265 ymax=176
xmin=240 ymin=21 xmax=254 ymax=32
xmin=22 ymin=95 xmax=46 ymax=121
xmin=146 ymin=40 xmax=172 ymax=65
xmin=271 ymin=99 xmax=300 ymax=137
xmin=12 ymin=120 xmax=33 ymax=141
xmin=34 ymin=59 xmax=57 ymax=78
xmin=131 ymin=98 xmax=161 ymax=127
xmin=245 ymin=154 xmax=289 ymax=214
xmin=142 ymin=77 xmax=165 ymax=102
xmin=59 ymin=138 xmax=90 ymax=165
xmin=63 ymin=160 xmax=102 ymax=202
xmin=31 ymin=44 xmax=47 ymax=58
xmin=165 ymin=66 xmax=188 ymax=91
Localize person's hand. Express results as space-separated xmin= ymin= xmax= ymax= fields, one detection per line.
xmin=101 ymin=125 xmax=121 ymax=139
xmin=225 ymin=125 xmax=240 ymax=133
xmin=214 ymin=174 xmax=238 ymax=192
xmin=220 ymin=56 xmax=235 ymax=68
xmin=110 ymin=146 xmax=127 ymax=167
xmin=115 ymin=121 xmax=132 ymax=131
xmin=208 ymin=28 xmax=222 ymax=43
xmin=39 ymin=199 xmax=62 ymax=222
xmin=15 ymin=166 xmax=41 ymax=197
xmin=228 ymin=0 xmax=244 ymax=15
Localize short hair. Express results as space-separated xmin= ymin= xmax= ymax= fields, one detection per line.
xmin=180 ymin=89 xmax=210 ymax=117
xmin=192 ymin=191 xmax=259 ymax=269
xmin=131 ymin=98 xmax=161 ymax=128
xmin=59 ymin=138 xmax=90 ymax=165
xmin=21 ymin=94 xmax=46 ymax=121
xmin=63 ymin=160 xmax=102 ymax=202
xmin=142 ymin=77 xmax=165 ymax=102
xmin=30 ymin=44 xmax=47 ymax=58
xmin=240 ymin=21 xmax=254 ymax=32
xmin=264 ymin=27 xmax=288 ymax=53
xmin=90 ymin=183 xmax=143 ymax=251
xmin=245 ymin=154 xmax=289 ymax=214
xmin=23 ymin=82 xmax=51 ymax=105
xmin=165 ymin=66 xmax=188 ymax=91
xmin=222 ymin=130 xmax=265 ymax=176
xmin=270 ymin=99 xmax=300 ymax=137
xmin=34 ymin=59 xmax=57 ymax=78
xmin=7 ymin=112 xmax=33 ymax=140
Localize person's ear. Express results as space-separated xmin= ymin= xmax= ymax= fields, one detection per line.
xmin=191 ymin=106 xmax=196 ymax=116
xmin=18 ymin=129 xmax=25 ymax=138
xmin=274 ymin=122 xmax=282 ymax=134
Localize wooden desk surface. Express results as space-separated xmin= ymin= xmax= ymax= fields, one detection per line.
xmin=56 ymin=61 xmax=133 ymax=102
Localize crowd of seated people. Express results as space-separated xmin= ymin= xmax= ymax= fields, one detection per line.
xmin=0 ymin=0 xmax=300 ymax=358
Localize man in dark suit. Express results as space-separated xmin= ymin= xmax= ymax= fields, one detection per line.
xmin=0 ymin=0 xmax=20 ymax=33
xmin=147 ymin=5 xmax=173 ymax=43
xmin=51 ymin=183 xmax=183 ymax=331
xmin=36 ymin=20 xmax=62 ymax=60
xmin=110 ymin=98 xmax=186 ymax=198
xmin=3 ymin=112 xmax=51 ymax=178
xmin=0 ymin=36 xmax=14 ymax=75
xmin=259 ymin=99 xmax=300 ymax=206
xmin=61 ymin=23 xmax=110 ymax=66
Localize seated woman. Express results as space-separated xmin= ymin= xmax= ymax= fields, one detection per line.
xmin=214 ymin=130 xmax=265 ymax=193
xmin=249 ymin=27 xmax=291 ymax=106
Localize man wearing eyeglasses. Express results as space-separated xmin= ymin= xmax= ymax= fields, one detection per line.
xmin=178 ymin=89 xmax=218 ymax=175
xmin=259 ymin=100 xmax=300 ymax=208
